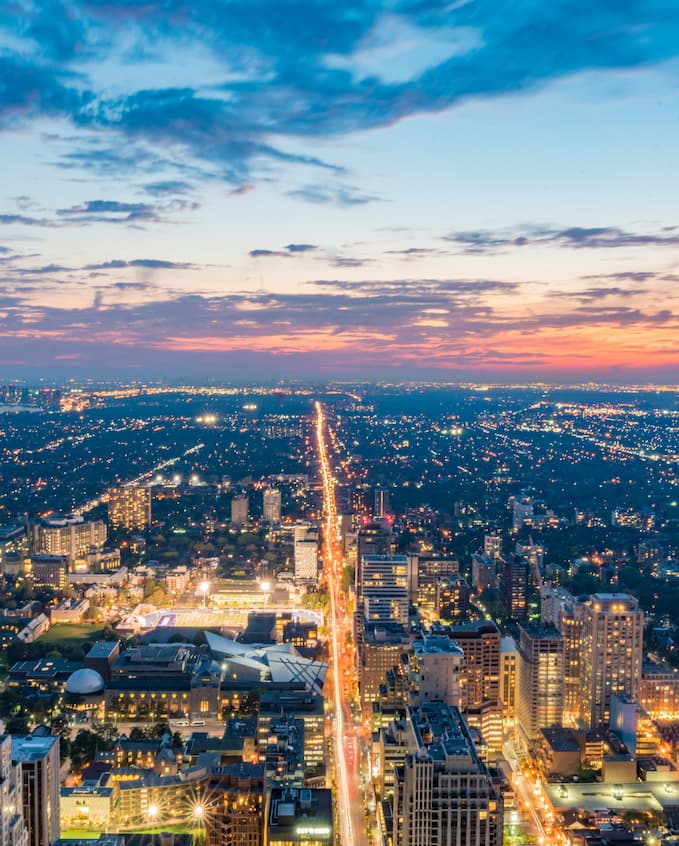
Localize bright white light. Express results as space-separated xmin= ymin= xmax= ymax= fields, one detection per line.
xmin=193 ymin=804 xmax=204 ymax=819
xmin=260 ymin=580 xmax=272 ymax=592
xmin=148 ymin=804 xmax=159 ymax=819
xmin=199 ymin=581 xmax=209 ymax=594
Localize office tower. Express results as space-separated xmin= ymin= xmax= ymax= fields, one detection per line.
xmin=499 ymin=637 xmax=518 ymax=727
xmin=257 ymin=691 xmax=325 ymax=777
xmin=360 ymin=555 xmax=409 ymax=625
xmin=231 ymin=494 xmax=249 ymax=526
xmin=640 ymin=663 xmax=679 ymax=720
xmin=30 ymin=515 xmax=106 ymax=561
xmin=357 ymin=521 xmax=392 ymax=569
xmin=358 ymin=554 xmax=408 ymax=602
xmin=512 ymin=497 xmax=534 ymax=531
xmin=580 ymin=593 xmax=643 ymax=728
xmin=107 ymin=486 xmax=151 ymax=531
xmin=417 ymin=558 xmax=459 ymax=613
xmin=0 ymin=526 xmax=28 ymax=577
xmin=471 ymin=554 xmax=496 ymax=593
xmin=515 ymin=539 xmax=544 ymax=578
xmin=205 ymin=762 xmax=264 ymax=846
xmin=410 ymin=635 xmax=463 ymax=707
xmin=516 ymin=624 xmax=564 ymax=749
xmin=294 ymin=526 xmax=319 ymax=584
xmin=0 ymin=729 xmax=28 ymax=846
xmin=436 ymin=577 xmax=470 ymax=622
xmin=540 ymin=586 xmax=585 ymax=723
xmin=12 ymin=732 xmax=60 ymax=846
xmin=483 ymin=532 xmax=502 ymax=562
xmin=394 ymin=702 xmax=503 ymax=846
xmin=443 ymin=622 xmax=502 ymax=755
xmin=350 ymin=485 xmax=370 ymax=519
xmin=374 ymin=487 xmax=390 ymax=518
xmin=29 ymin=555 xmax=67 ymax=589
xmin=265 ymin=788 xmax=333 ymax=846
xmin=503 ymin=555 xmax=529 ymax=620
xmin=262 ymin=488 xmax=282 ymax=523
xmin=359 ymin=623 xmax=410 ymax=705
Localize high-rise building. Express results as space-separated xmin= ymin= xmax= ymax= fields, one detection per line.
xmin=483 ymin=532 xmax=502 ymax=562
xmin=294 ymin=526 xmax=319 ymax=584
xmin=471 ymin=554 xmax=496 ymax=593
xmin=358 ymin=623 xmax=410 ymax=706
xmin=503 ymin=555 xmax=529 ymax=620
xmin=516 ymin=624 xmax=564 ymax=749
xmin=265 ymin=788 xmax=333 ymax=846
xmin=12 ymin=732 xmax=60 ymax=846
xmin=579 ymin=593 xmax=643 ymax=729
xmin=0 ymin=729 xmax=28 ymax=846
xmin=205 ymin=762 xmax=264 ymax=846
xmin=350 ymin=485 xmax=370 ymax=520
xmin=442 ymin=622 xmax=503 ymax=755
xmin=540 ymin=586 xmax=585 ymax=723
xmin=360 ymin=555 xmax=410 ymax=626
xmin=436 ymin=577 xmax=470 ymax=622
xmin=357 ymin=521 xmax=392 ymax=569
xmin=0 ymin=526 xmax=28 ymax=577
xmin=410 ymin=635 xmax=463 ymax=708
xmin=231 ymin=494 xmax=249 ymax=526
xmin=262 ymin=488 xmax=282 ymax=523
xmin=107 ymin=486 xmax=151 ymax=531
xmin=30 ymin=555 xmax=67 ymax=589
xmin=358 ymin=554 xmax=408 ymax=602
xmin=30 ymin=515 xmax=106 ymax=561
xmin=374 ymin=487 xmax=390 ymax=518
xmin=499 ymin=636 xmax=518 ymax=727
xmin=417 ymin=558 xmax=459 ymax=612
xmin=394 ymin=702 xmax=503 ymax=846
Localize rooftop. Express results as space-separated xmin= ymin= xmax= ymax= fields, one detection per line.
xmin=12 ymin=732 xmax=59 ymax=762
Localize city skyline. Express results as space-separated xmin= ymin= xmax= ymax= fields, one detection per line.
xmin=1 ymin=2 xmax=679 ymax=380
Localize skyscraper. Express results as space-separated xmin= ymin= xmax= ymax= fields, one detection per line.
xmin=231 ymin=494 xmax=249 ymax=526
xmin=443 ymin=622 xmax=503 ymax=755
xmin=205 ymin=762 xmax=264 ymax=846
xmin=12 ymin=732 xmax=60 ymax=846
xmin=374 ymin=487 xmax=390 ymax=518
xmin=294 ymin=526 xmax=319 ymax=584
xmin=107 ymin=486 xmax=151 ymax=531
xmin=516 ymin=624 xmax=564 ymax=749
xmin=503 ymin=555 xmax=529 ymax=621
xmin=394 ymin=702 xmax=503 ymax=846
xmin=580 ymin=593 xmax=643 ymax=728
xmin=262 ymin=488 xmax=282 ymax=523
xmin=0 ymin=729 xmax=28 ymax=846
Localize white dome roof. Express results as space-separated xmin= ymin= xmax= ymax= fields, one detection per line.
xmin=65 ymin=668 xmax=105 ymax=696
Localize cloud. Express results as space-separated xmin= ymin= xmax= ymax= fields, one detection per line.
xmin=285 ymin=243 xmax=317 ymax=253
xmin=249 ymin=249 xmax=289 ymax=258
xmin=0 ymin=274 xmax=676 ymax=377
xmin=84 ymin=258 xmax=195 ymax=270
xmin=551 ymin=286 xmax=647 ymax=303
xmin=1 ymin=2 xmax=678 ymax=191
xmin=444 ymin=225 xmax=679 ymax=253
xmin=249 ymin=244 xmax=318 ymax=258
xmin=286 ymin=185 xmax=381 ymax=206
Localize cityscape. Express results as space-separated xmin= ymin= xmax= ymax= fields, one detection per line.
xmin=0 ymin=383 xmax=676 ymax=846
xmin=2 ymin=1 xmax=679 ymax=846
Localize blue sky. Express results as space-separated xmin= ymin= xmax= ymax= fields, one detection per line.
xmin=0 ymin=0 xmax=678 ymax=381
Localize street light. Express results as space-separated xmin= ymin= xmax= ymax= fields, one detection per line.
xmin=193 ymin=804 xmax=204 ymax=820
xmin=148 ymin=804 xmax=159 ymax=822
xmin=199 ymin=581 xmax=209 ymax=608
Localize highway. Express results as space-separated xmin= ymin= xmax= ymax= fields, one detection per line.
xmin=315 ymin=401 xmax=369 ymax=846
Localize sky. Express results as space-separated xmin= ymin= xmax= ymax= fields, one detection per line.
xmin=1 ymin=1 xmax=679 ymax=383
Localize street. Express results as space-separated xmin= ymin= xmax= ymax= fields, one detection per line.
xmin=316 ymin=402 xmax=370 ymax=846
